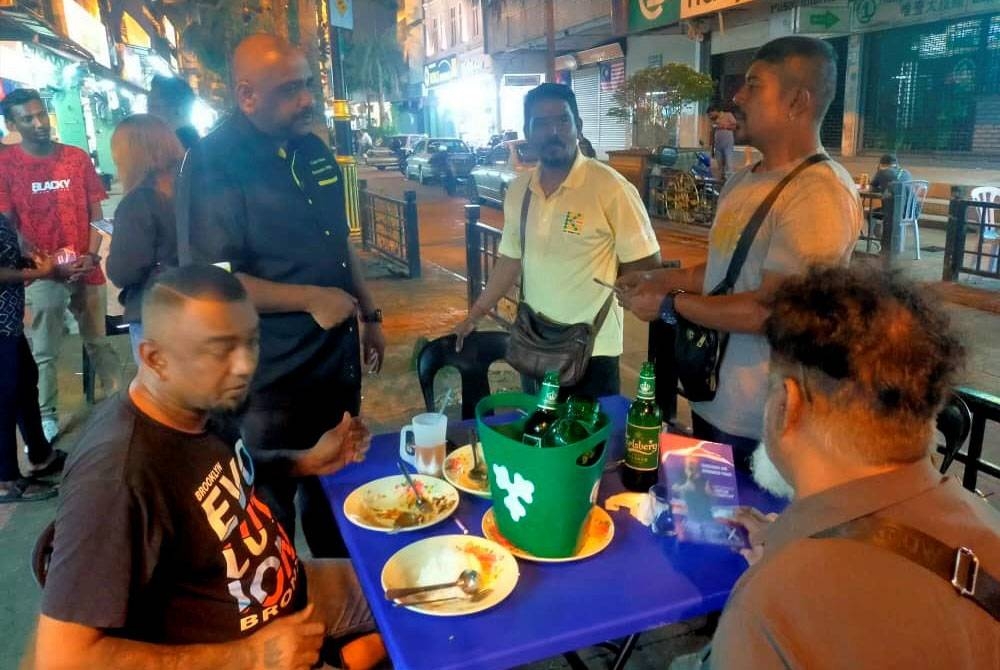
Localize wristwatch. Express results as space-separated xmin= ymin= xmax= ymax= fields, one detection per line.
xmin=658 ymin=290 xmax=686 ymax=326
xmin=361 ymin=308 xmax=383 ymax=324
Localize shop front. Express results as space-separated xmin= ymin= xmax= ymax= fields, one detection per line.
xmin=556 ymin=42 xmax=631 ymax=160
xmin=425 ymin=52 xmax=499 ymax=144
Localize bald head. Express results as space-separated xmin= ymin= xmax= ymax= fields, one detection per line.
xmin=232 ymin=33 xmax=316 ymax=139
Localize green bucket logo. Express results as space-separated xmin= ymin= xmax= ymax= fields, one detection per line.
xmin=493 ymin=464 xmax=535 ymax=521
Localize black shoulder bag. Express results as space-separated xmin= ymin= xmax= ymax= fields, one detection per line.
xmin=675 ymin=153 xmax=828 ymax=402
xmin=505 ymin=188 xmax=614 ymax=387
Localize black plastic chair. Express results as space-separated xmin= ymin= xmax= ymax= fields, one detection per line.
xmin=936 ymin=393 xmax=973 ymax=475
xmin=417 ymin=332 xmax=510 ymax=419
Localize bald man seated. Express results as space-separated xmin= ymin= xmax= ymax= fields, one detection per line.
xmin=179 ymin=32 xmax=385 ymax=560
xmin=33 ymin=265 xmax=380 ymax=670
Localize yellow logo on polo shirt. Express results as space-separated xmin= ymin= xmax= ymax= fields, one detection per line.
xmin=562 ymin=211 xmax=584 ymax=235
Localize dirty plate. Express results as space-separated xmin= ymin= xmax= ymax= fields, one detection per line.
xmin=442 ymin=444 xmax=491 ymax=498
xmin=381 ymin=535 xmax=518 ymax=616
xmin=343 ymin=475 xmax=459 ymax=533
xmin=481 ymin=506 xmax=615 ymax=563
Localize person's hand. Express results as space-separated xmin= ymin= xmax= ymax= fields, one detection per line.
xmin=616 ymin=270 xmax=669 ymax=322
xmin=453 ymin=314 xmax=480 ymax=352
xmin=297 ymin=412 xmax=372 ymax=477
xmin=362 ymin=322 xmax=385 ymax=374
xmin=732 ymin=506 xmax=778 ymax=566
xmin=244 ymin=603 xmax=324 ymax=670
xmin=28 ymin=253 xmax=56 ymax=280
xmin=73 ymin=253 xmax=97 ymax=274
xmin=306 ymin=286 xmax=358 ymax=330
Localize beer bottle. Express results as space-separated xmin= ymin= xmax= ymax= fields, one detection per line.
xmin=542 ymin=397 xmax=593 ymax=448
xmin=621 ymin=362 xmax=662 ymax=491
xmin=522 ymin=371 xmax=561 ymax=447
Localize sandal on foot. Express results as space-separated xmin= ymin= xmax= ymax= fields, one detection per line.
xmin=0 ymin=478 xmax=58 ymax=503
xmin=27 ymin=449 xmax=68 ymax=479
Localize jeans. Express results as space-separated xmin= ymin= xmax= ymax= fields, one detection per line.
xmin=0 ymin=335 xmax=52 ymax=481
xmin=303 ymin=559 xmax=375 ymax=638
xmin=25 ymin=280 xmax=121 ymax=419
xmin=241 ymin=386 xmax=361 ymax=558
xmin=520 ymin=355 xmax=622 ymax=400
xmin=691 ymin=413 xmax=759 ymax=473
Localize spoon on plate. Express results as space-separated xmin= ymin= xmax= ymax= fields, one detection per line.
xmin=468 ymin=429 xmax=487 ymax=482
xmin=393 ymin=588 xmax=493 ymax=608
xmin=384 ymin=569 xmax=480 ymax=601
xmin=397 ymin=460 xmax=430 ymax=512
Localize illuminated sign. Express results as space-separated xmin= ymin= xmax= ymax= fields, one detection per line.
xmin=680 ymin=0 xmax=754 ymax=19
xmin=425 ymin=57 xmax=457 ymax=87
xmin=62 ymin=0 xmax=111 ymax=67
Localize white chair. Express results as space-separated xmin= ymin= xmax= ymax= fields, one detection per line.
xmin=969 ymin=186 xmax=1000 ymax=273
xmin=895 ymin=180 xmax=929 ymax=260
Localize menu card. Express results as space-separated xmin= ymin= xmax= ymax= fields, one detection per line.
xmin=660 ymin=433 xmax=747 ymax=548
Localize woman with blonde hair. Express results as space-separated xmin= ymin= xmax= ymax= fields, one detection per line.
xmin=106 ymin=114 xmax=185 ymax=359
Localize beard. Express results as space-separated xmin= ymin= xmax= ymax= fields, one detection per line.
xmin=751 ymin=443 xmax=795 ymax=500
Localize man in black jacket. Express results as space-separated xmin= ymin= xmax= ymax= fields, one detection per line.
xmin=179 ymin=34 xmax=386 ymax=557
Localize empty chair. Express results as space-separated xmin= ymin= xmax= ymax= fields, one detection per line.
xmin=417 ymin=331 xmax=510 ymax=419
xmin=894 ymin=180 xmax=929 ymax=260
xmin=936 ymin=393 xmax=972 ymax=475
xmin=969 ymin=186 xmax=1000 ymax=273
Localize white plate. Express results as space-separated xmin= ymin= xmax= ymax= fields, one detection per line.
xmin=343 ymin=475 xmax=459 ymax=533
xmin=481 ymin=506 xmax=615 ymax=563
xmin=381 ymin=535 xmax=518 ymax=616
xmin=442 ymin=444 xmax=491 ymax=498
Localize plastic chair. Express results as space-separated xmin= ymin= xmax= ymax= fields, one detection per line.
xmin=969 ymin=186 xmax=1000 ymax=273
xmin=896 ymin=180 xmax=929 ymax=260
xmin=417 ymin=332 xmax=510 ymax=419
xmin=936 ymin=393 xmax=973 ymax=475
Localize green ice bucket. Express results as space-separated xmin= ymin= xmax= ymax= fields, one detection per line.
xmin=476 ymin=392 xmax=610 ymax=558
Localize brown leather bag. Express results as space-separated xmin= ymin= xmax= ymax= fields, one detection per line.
xmin=505 ymin=189 xmax=613 ymax=386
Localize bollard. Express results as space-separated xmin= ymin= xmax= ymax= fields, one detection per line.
xmin=403 ymin=191 xmax=421 ymax=278
xmin=944 ymin=186 xmax=964 ymax=281
xmin=465 ymin=204 xmax=482 ymax=308
xmin=880 ymin=185 xmax=897 ymax=267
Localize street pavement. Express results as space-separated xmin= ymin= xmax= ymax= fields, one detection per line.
xmin=1 ymin=165 xmax=998 ymax=668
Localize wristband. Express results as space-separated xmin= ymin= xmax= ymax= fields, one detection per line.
xmin=658 ymin=289 xmax=686 ymax=326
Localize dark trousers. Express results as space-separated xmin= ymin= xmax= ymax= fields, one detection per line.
xmin=0 ymin=335 xmax=51 ymax=481
xmin=520 ymin=356 xmax=621 ymax=401
xmin=241 ymin=387 xmax=361 ymax=558
xmin=691 ymin=412 xmax=758 ymax=473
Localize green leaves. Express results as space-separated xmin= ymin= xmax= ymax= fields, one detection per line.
xmin=607 ymin=63 xmax=714 ymax=145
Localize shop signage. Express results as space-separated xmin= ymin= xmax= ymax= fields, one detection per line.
xmin=328 ymin=0 xmax=354 ymax=31
xmin=459 ymin=53 xmax=492 ymax=77
xmin=628 ymin=0 xmax=680 ymax=32
xmin=425 ymin=57 xmax=457 ymax=87
xmin=680 ymin=0 xmax=755 ymax=20
xmin=794 ymin=3 xmax=850 ymax=32
xmin=849 ymin=0 xmax=997 ymax=31
xmin=62 ymin=0 xmax=111 ymax=68
xmin=121 ymin=12 xmax=151 ymax=49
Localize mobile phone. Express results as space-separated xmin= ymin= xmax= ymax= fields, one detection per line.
xmin=592 ymin=277 xmax=620 ymax=293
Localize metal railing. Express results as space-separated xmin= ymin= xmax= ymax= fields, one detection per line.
xmin=943 ymin=188 xmax=1000 ymax=281
xmin=947 ymin=387 xmax=1000 ymax=492
xmin=358 ymin=180 xmax=421 ymax=278
xmin=464 ymin=203 xmax=518 ymax=326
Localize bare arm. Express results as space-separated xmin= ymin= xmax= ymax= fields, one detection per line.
xmin=618 ymin=251 xmax=662 ymax=276
xmin=87 ymin=199 xmax=103 ymax=255
xmin=35 ymin=607 xmax=323 ymax=670
xmin=451 ymin=254 xmax=520 ymax=351
xmin=673 ymin=287 xmax=771 ymax=335
xmin=234 ymin=273 xmax=318 ymax=314
xmin=247 ymin=412 xmax=371 ymax=480
xmin=346 ymin=244 xmax=377 ymax=314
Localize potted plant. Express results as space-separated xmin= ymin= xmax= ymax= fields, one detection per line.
xmin=607 ymin=63 xmax=714 ymax=149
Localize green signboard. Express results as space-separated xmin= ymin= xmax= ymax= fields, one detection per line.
xmin=795 ymin=4 xmax=851 ymax=33
xmin=850 ymin=0 xmax=998 ymax=31
xmin=628 ymin=0 xmax=681 ymax=32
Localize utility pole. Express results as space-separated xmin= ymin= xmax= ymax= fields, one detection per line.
xmin=545 ymin=0 xmax=556 ymax=82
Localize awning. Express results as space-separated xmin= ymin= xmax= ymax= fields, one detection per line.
xmin=0 ymin=10 xmax=94 ymax=62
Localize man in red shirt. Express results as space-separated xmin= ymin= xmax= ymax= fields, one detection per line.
xmin=0 ymin=89 xmax=121 ymax=440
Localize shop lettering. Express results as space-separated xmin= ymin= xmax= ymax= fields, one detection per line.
xmin=31 ymin=179 xmax=71 ymax=193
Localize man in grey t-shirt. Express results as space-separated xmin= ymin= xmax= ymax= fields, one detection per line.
xmin=618 ymin=36 xmax=861 ymax=469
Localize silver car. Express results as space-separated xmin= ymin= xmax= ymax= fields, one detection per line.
xmin=405 ymin=138 xmax=476 ymax=184
xmin=471 ymin=140 xmax=538 ymax=206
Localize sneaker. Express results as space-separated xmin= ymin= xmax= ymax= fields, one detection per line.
xmin=42 ymin=417 xmax=60 ymax=443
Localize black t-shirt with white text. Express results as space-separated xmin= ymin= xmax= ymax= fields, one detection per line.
xmin=42 ymin=394 xmax=307 ymax=643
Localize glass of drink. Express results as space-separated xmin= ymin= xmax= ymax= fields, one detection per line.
xmin=399 ymin=412 xmax=447 ymax=476
xmin=648 ymin=483 xmax=677 ymax=537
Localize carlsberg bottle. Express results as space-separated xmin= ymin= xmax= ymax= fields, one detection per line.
xmin=621 ymin=362 xmax=661 ymax=491
xmin=522 ymin=371 xmax=561 ymax=447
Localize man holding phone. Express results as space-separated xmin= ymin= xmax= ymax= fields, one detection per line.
xmin=453 ymin=83 xmax=660 ymax=398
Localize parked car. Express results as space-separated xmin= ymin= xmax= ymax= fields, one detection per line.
xmin=474 ymin=131 xmax=519 ymax=164
xmin=405 ymin=138 xmax=476 ymax=185
xmin=363 ymin=146 xmax=401 ymax=170
xmin=471 ymin=140 xmax=538 ymax=206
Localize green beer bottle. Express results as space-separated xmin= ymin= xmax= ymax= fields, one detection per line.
xmin=621 ymin=362 xmax=661 ymax=491
xmin=522 ymin=371 xmax=561 ymax=447
xmin=542 ymin=397 xmax=594 ymax=448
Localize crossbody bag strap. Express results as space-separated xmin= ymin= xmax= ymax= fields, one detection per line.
xmin=518 ymin=187 xmax=532 ymax=302
xmin=716 ymin=153 xmax=829 ymax=293
xmin=175 ymin=147 xmax=197 ymax=266
xmin=812 ymin=515 xmax=1000 ymax=621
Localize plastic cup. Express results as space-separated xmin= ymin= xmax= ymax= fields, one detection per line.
xmin=648 ymin=483 xmax=677 ymax=537
xmin=399 ymin=412 xmax=447 ymax=476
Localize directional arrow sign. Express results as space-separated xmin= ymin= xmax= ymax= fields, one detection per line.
xmin=810 ymin=10 xmax=841 ymax=29
xmin=795 ymin=5 xmax=850 ymax=34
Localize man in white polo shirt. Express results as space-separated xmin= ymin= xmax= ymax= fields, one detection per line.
xmin=454 ymin=83 xmax=661 ymax=397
